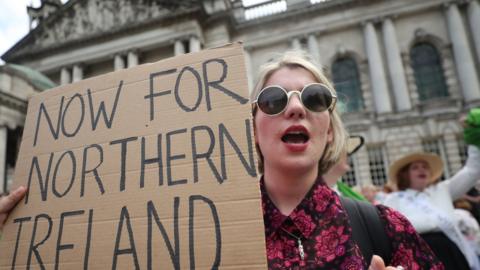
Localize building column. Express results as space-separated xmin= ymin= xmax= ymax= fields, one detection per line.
xmin=307 ymin=34 xmax=321 ymax=64
xmin=189 ymin=36 xmax=201 ymax=52
xmin=468 ymin=0 xmax=480 ymax=64
xmin=127 ymin=51 xmax=139 ymax=68
xmin=382 ymin=18 xmax=411 ymax=111
xmin=363 ymin=21 xmax=392 ymax=113
xmin=0 ymin=126 xmax=6 ymax=194
xmin=72 ymin=64 xmax=83 ymax=82
xmin=244 ymin=49 xmax=254 ymax=92
xmin=446 ymin=3 xmax=480 ymax=101
xmin=291 ymin=38 xmax=301 ymax=50
xmin=174 ymin=40 xmax=185 ymax=55
xmin=114 ymin=54 xmax=125 ymax=71
xmin=60 ymin=67 xmax=71 ymax=85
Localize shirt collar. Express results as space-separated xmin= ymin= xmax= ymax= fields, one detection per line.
xmin=261 ymin=175 xmax=337 ymax=239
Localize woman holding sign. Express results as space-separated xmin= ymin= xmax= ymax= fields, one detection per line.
xmin=1 ymin=51 xmax=443 ymax=269
xmin=250 ymin=52 xmax=442 ymax=269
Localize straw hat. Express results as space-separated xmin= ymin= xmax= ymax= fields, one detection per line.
xmin=388 ymin=152 xmax=444 ymax=187
xmin=347 ymin=135 xmax=364 ymax=156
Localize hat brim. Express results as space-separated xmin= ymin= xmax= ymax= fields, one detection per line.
xmin=347 ymin=136 xmax=364 ymax=156
xmin=388 ymin=152 xmax=444 ymax=187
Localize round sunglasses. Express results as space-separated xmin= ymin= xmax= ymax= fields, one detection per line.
xmin=252 ymin=83 xmax=337 ymax=116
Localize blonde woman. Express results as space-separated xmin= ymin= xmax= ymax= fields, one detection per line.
xmin=251 ymin=51 xmax=441 ymax=269
xmin=1 ymin=51 xmax=442 ymax=269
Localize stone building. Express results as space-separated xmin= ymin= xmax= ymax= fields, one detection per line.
xmin=2 ymin=0 xmax=479 ymax=190
xmin=0 ymin=64 xmax=56 ymax=194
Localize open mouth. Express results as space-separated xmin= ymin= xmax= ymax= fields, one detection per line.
xmin=281 ymin=126 xmax=310 ymax=144
xmin=418 ymin=174 xmax=427 ymax=179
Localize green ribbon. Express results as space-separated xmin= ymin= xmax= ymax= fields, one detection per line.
xmin=464 ymin=108 xmax=480 ymax=148
xmin=336 ymin=181 xmax=367 ymax=201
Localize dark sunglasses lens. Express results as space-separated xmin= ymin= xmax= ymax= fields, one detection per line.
xmin=302 ymin=84 xmax=332 ymax=112
xmin=257 ymin=87 xmax=288 ymax=115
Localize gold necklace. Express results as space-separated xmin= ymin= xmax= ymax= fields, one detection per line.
xmin=280 ymin=227 xmax=305 ymax=260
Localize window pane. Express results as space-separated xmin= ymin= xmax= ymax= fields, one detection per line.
xmin=410 ymin=43 xmax=448 ymax=101
xmin=457 ymin=136 xmax=468 ymax=166
xmin=332 ymin=57 xmax=363 ymax=112
xmin=341 ymin=156 xmax=356 ymax=186
xmin=368 ymin=145 xmax=388 ymax=186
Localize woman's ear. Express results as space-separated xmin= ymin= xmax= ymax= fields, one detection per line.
xmin=327 ymin=123 xmax=334 ymax=143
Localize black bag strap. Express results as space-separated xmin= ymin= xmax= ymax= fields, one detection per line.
xmin=340 ymin=196 xmax=392 ymax=265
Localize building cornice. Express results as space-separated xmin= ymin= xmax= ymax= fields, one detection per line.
xmin=0 ymin=92 xmax=27 ymax=114
xmin=239 ymin=0 xmax=450 ymax=50
xmin=2 ymin=1 xmax=203 ymax=63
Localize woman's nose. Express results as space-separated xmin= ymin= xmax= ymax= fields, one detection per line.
xmin=284 ymin=94 xmax=306 ymax=119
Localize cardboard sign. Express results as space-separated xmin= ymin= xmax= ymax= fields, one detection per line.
xmin=0 ymin=43 xmax=267 ymax=269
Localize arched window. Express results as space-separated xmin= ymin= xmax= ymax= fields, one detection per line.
xmin=410 ymin=43 xmax=448 ymax=101
xmin=331 ymin=57 xmax=363 ymax=113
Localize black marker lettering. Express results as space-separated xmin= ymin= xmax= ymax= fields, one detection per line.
xmin=112 ymin=206 xmax=140 ymax=270
xmin=33 ymin=97 xmax=65 ymax=146
xmin=191 ymin=125 xmax=223 ymax=183
xmin=174 ymin=66 xmax=202 ymax=112
xmin=145 ymin=69 xmax=177 ymax=121
xmin=11 ymin=216 xmax=32 ymax=270
xmin=147 ymin=199 xmax=180 ymax=270
xmin=219 ymin=119 xmax=257 ymax=182
xmin=87 ymin=80 xmax=123 ymax=130
xmin=166 ymin=129 xmax=188 ymax=186
xmin=61 ymin=93 xmax=85 ymax=138
xmin=140 ymin=135 xmax=163 ymax=188
xmin=84 ymin=209 xmax=94 ymax=270
xmin=81 ymin=144 xmax=105 ymax=197
xmin=55 ymin=210 xmax=85 ymax=270
xmin=26 ymin=153 xmax=54 ymax=204
xmin=189 ymin=195 xmax=221 ymax=270
xmin=203 ymin=59 xmax=248 ymax=111
xmin=27 ymin=214 xmax=53 ymax=270
xmin=52 ymin=151 xmax=76 ymax=198
xmin=110 ymin=137 xmax=138 ymax=191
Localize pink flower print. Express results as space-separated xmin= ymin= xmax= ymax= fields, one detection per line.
xmin=392 ymin=244 xmax=420 ymax=270
xmin=315 ymin=226 xmax=350 ymax=262
xmin=291 ymin=210 xmax=316 ymax=236
xmin=340 ymin=255 xmax=364 ymax=270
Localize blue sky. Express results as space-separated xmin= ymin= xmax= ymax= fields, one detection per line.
xmin=0 ymin=0 xmax=67 ymax=64
xmin=0 ymin=1 xmax=37 ymax=63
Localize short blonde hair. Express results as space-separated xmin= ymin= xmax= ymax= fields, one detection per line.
xmin=251 ymin=51 xmax=348 ymax=175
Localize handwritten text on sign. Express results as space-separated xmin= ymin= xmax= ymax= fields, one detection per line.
xmin=1 ymin=44 xmax=266 ymax=270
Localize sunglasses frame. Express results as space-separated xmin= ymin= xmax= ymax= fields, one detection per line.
xmin=252 ymin=83 xmax=337 ymax=116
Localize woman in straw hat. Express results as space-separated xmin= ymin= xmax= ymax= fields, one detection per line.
xmin=384 ymin=145 xmax=480 ymax=269
xmin=1 ymin=52 xmax=443 ymax=269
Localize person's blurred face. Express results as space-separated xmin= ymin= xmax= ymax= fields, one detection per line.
xmin=408 ymin=160 xmax=432 ymax=191
xmin=361 ymin=186 xmax=377 ymax=203
xmin=254 ymin=66 xmax=333 ymax=175
xmin=323 ymin=153 xmax=350 ymax=186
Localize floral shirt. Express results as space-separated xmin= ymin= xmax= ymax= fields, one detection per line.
xmin=261 ymin=177 xmax=444 ymax=270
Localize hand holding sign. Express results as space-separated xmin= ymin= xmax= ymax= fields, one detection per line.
xmin=0 ymin=186 xmax=27 ymax=231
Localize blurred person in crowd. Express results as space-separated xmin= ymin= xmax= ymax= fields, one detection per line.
xmin=464 ymin=186 xmax=480 ymax=225
xmin=323 ymin=135 xmax=367 ymax=201
xmin=384 ymin=110 xmax=480 ymax=269
xmin=454 ymin=199 xmax=480 ymax=259
xmin=361 ymin=184 xmax=381 ymax=205
xmin=375 ymin=183 xmax=395 ymax=205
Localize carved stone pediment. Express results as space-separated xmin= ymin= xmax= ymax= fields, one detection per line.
xmin=4 ymin=0 xmax=200 ymax=61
